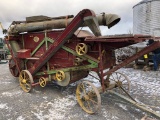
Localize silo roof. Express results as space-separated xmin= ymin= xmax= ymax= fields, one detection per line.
xmin=133 ymin=0 xmax=160 ymax=8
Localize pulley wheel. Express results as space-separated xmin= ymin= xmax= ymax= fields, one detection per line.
xmin=76 ymin=43 xmax=88 ymax=55
xmin=39 ymin=77 xmax=47 ymax=87
xmin=56 ymin=70 xmax=65 ymax=81
xmin=19 ymin=70 xmax=33 ymax=93
xmin=76 ymin=81 xmax=101 ymax=114
xmin=56 ymin=72 xmax=70 ymax=86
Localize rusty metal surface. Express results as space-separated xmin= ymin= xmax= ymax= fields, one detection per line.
xmin=85 ymin=34 xmax=153 ymax=43
xmin=104 ymin=41 xmax=160 ymax=76
xmin=17 ymin=49 xmax=31 ymax=59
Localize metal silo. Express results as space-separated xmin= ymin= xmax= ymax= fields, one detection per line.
xmin=133 ymin=0 xmax=160 ymax=37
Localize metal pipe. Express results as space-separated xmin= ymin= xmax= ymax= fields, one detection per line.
xmin=8 ymin=13 xmax=120 ymax=35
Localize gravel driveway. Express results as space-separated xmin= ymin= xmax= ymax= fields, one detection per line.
xmin=0 ymin=63 xmax=159 ymax=120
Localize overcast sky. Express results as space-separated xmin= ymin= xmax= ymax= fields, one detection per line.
xmin=0 ymin=0 xmax=141 ymax=37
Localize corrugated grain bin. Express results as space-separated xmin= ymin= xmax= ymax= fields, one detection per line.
xmin=133 ymin=0 xmax=160 ymax=37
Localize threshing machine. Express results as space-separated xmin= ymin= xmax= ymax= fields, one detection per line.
xmin=4 ymin=9 xmax=160 ymax=115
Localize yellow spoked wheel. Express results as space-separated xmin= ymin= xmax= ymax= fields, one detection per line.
xmin=19 ymin=70 xmax=33 ymax=93
xmin=76 ymin=43 xmax=88 ymax=55
xmin=39 ymin=77 xmax=47 ymax=87
xmin=76 ymin=81 xmax=101 ymax=114
xmin=56 ymin=70 xmax=65 ymax=81
xmin=107 ymin=72 xmax=130 ymax=94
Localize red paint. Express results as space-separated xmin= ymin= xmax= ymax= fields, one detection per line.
xmin=17 ymin=49 xmax=31 ymax=58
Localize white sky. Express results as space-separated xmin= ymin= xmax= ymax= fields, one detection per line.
xmin=0 ymin=0 xmax=141 ymax=37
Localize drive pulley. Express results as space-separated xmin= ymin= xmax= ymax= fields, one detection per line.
xmin=76 ymin=43 xmax=88 ymax=55
xmin=56 ymin=70 xmax=65 ymax=81
xmin=39 ymin=77 xmax=47 ymax=87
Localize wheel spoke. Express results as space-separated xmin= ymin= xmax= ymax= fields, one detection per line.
xmin=111 ymin=74 xmax=116 ymax=82
xmin=81 ymin=49 xmax=85 ymax=53
xmin=121 ymin=79 xmax=126 ymax=83
xmin=25 ymin=77 xmax=30 ymax=81
xmin=115 ymin=72 xmax=119 ymax=79
xmin=109 ymin=77 xmax=116 ymax=81
xmin=23 ymin=72 xmax=26 ymax=79
xmin=118 ymin=73 xmax=122 ymax=80
xmin=25 ymin=83 xmax=31 ymax=88
xmin=78 ymin=46 xmax=81 ymax=49
xmin=82 ymin=83 xmax=87 ymax=95
xmin=10 ymin=64 xmax=16 ymax=69
xmin=19 ymin=75 xmax=23 ymax=80
xmin=89 ymin=98 xmax=98 ymax=105
xmin=86 ymin=101 xmax=92 ymax=111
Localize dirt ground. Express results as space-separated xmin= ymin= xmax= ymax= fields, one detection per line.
xmin=0 ymin=63 xmax=160 ymax=120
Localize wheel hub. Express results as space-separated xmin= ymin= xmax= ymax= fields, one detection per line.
xmin=22 ymin=79 xmax=27 ymax=84
xmin=84 ymin=95 xmax=89 ymax=101
xmin=116 ymin=81 xmax=122 ymax=87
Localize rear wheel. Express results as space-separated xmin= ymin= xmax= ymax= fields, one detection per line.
xmin=107 ymin=72 xmax=130 ymax=94
xmin=9 ymin=58 xmax=24 ymax=77
xmin=9 ymin=59 xmax=19 ymax=77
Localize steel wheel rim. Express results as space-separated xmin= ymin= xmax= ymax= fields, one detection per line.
xmin=76 ymin=81 xmax=101 ymax=114
xmin=108 ymin=72 xmax=130 ymax=94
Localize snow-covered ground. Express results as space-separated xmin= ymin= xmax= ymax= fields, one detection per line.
xmin=0 ymin=63 xmax=160 ymax=120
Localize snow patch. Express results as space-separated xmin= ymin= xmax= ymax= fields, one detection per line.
xmin=32 ymin=95 xmax=77 ymax=120
xmin=101 ymin=108 xmax=109 ymax=118
xmin=118 ymin=68 xmax=160 ymax=96
xmin=2 ymin=90 xmax=23 ymax=97
xmin=111 ymin=115 xmax=119 ymax=120
xmin=43 ymin=96 xmax=48 ymax=100
xmin=117 ymin=103 xmax=128 ymax=111
xmin=117 ymin=68 xmax=160 ymax=112
xmin=0 ymin=81 xmax=12 ymax=84
xmin=16 ymin=116 xmax=25 ymax=120
xmin=0 ymin=103 xmax=8 ymax=109
xmin=83 ymin=71 xmax=101 ymax=88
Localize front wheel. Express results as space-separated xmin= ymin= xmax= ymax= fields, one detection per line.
xmin=76 ymin=81 xmax=101 ymax=114
xmin=19 ymin=70 xmax=33 ymax=93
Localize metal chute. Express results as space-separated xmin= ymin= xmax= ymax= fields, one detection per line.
xmin=96 ymin=13 xmax=121 ymax=29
